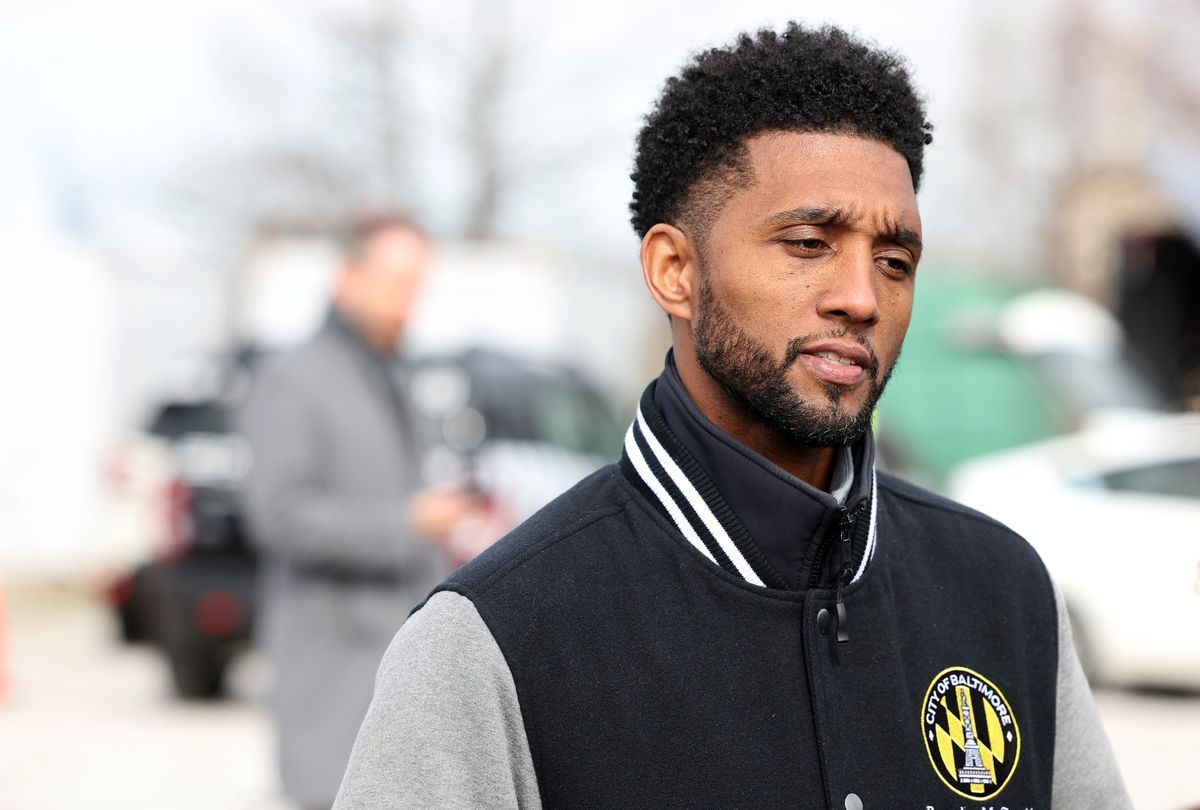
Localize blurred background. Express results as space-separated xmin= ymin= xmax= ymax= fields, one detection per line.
xmin=1 ymin=0 xmax=1198 ymax=807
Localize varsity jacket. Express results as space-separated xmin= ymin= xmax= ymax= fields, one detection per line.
xmin=334 ymin=379 xmax=1130 ymax=810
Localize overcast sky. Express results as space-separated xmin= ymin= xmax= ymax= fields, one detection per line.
xmin=1 ymin=0 xmax=1010 ymax=262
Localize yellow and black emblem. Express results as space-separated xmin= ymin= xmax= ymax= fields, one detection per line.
xmin=921 ymin=667 xmax=1020 ymax=800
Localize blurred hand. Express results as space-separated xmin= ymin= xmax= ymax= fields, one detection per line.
xmin=442 ymin=497 xmax=518 ymax=567
xmin=407 ymin=485 xmax=483 ymax=542
xmin=407 ymin=483 xmax=520 ymax=566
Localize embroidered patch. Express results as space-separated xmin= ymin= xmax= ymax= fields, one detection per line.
xmin=921 ymin=667 xmax=1020 ymax=800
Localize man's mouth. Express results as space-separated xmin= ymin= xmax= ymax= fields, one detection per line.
xmin=813 ymin=351 xmax=859 ymax=366
xmin=794 ymin=341 xmax=872 ymax=387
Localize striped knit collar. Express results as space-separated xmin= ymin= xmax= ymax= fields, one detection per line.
xmin=620 ymin=381 xmax=878 ymax=591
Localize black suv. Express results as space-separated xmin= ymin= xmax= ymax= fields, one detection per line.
xmin=106 ymin=348 xmax=621 ymax=699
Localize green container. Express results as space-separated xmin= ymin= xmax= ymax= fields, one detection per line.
xmin=876 ymin=275 xmax=1065 ymax=486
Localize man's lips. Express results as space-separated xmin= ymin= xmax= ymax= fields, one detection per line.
xmin=794 ymin=341 xmax=871 ymax=386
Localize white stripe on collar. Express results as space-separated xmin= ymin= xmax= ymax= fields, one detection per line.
xmin=634 ymin=407 xmax=765 ymax=586
xmin=851 ymin=469 xmax=878 ymax=585
xmin=623 ymin=421 xmax=720 ymax=567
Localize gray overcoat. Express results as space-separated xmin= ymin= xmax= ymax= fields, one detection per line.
xmin=239 ymin=310 xmax=443 ymax=807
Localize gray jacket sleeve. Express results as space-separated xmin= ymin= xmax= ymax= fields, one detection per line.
xmin=1051 ymin=581 xmax=1132 ymax=809
xmin=239 ymin=364 xmax=415 ymax=570
xmin=333 ymin=591 xmax=542 ymax=810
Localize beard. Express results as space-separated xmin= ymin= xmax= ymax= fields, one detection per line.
xmin=692 ymin=273 xmax=896 ymax=448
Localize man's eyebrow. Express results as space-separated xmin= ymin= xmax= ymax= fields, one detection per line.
xmin=888 ymin=223 xmax=923 ymax=253
xmin=762 ymin=206 xmax=923 ymax=253
xmin=761 ymin=206 xmax=853 ymax=229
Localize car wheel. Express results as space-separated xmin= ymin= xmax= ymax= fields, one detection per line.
xmin=115 ymin=597 xmax=147 ymax=644
xmin=164 ymin=630 xmax=228 ymax=699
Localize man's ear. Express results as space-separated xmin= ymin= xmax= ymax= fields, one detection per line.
xmin=641 ymin=223 xmax=699 ymax=323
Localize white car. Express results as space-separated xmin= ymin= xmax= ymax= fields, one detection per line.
xmin=947 ymin=410 xmax=1200 ymax=690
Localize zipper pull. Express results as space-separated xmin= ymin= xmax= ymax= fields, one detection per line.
xmin=832 ymin=503 xmax=863 ymax=644
xmin=835 ymin=585 xmax=849 ymax=643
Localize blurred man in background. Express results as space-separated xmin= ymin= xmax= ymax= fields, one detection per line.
xmin=240 ymin=215 xmax=472 ymax=809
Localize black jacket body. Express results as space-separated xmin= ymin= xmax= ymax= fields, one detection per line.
xmin=430 ymin=384 xmax=1058 ymax=809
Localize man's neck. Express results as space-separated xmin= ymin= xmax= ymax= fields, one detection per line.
xmin=333 ymin=304 xmax=397 ymax=357
xmin=672 ymin=345 xmax=837 ymax=492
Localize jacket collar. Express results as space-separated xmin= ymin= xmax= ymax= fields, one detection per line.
xmin=620 ymin=377 xmax=878 ymax=592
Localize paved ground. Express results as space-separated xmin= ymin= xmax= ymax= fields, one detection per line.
xmin=1 ymin=587 xmax=1198 ymax=809
xmin=0 ymin=587 xmax=289 ymax=810
xmin=1095 ymin=689 xmax=1200 ymax=810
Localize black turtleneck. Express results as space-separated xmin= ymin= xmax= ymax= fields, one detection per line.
xmin=652 ymin=352 xmax=873 ymax=590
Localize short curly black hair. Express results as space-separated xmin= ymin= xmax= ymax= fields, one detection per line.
xmin=629 ymin=24 xmax=933 ymax=240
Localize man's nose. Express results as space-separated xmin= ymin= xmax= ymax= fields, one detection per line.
xmin=817 ymin=250 xmax=880 ymax=325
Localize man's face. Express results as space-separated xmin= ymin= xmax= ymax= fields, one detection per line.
xmin=342 ymin=226 xmax=431 ymax=349
xmin=690 ymin=131 xmax=921 ymax=446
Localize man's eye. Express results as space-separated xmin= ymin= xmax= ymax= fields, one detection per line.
xmin=878 ymin=256 xmax=914 ymax=276
xmin=783 ymin=238 xmax=826 ymax=251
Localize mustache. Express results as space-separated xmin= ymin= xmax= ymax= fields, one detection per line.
xmin=781 ymin=330 xmax=881 ymax=378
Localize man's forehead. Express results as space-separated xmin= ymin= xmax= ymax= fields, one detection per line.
xmin=735 ymin=131 xmax=921 ymax=228
xmin=745 ymin=129 xmax=910 ymax=170
xmin=360 ymin=227 xmax=430 ymax=267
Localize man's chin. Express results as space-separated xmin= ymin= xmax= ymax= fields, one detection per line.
xmin=763 ymin=385 xmax=879 ymax=447
xmin=766 ymin=420 xmax=870 ymax=449
xmin=788 ymin=376 xmax=870 ymax=412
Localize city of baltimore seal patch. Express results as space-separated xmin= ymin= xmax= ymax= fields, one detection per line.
xmin=921 ymin=667 xmax=1020 ymax=800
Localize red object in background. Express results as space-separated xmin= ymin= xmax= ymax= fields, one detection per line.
xmin=110 ymin=573 xmax=136 ymax=606
xmin=193 ymin=591 xmax=242 ymax=637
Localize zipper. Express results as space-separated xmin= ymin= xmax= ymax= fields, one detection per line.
xmin=809 ymin=500 xmax=868 ymax=643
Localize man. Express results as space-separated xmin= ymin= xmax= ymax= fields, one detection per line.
xmin=334 ymin=26 xmax=1131 ymax=809
xmin=240 ymin=216 xmax=471 ymax=809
